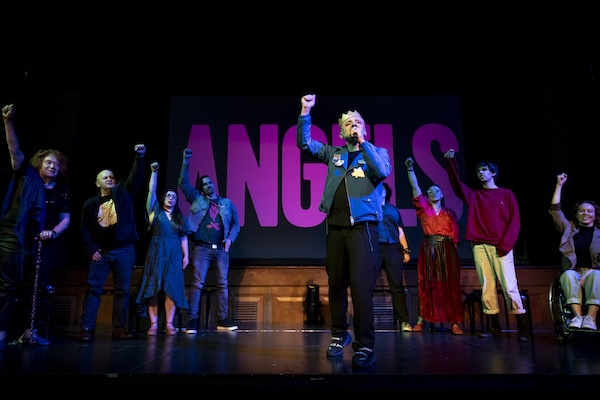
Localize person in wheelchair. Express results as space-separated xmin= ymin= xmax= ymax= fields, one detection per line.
xmin=549 ymin=172 xmax=600 ymax=331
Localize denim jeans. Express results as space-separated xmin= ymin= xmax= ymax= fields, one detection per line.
xmin=187 ymin=245 xmax=230 ymax=321
xmin=80 ymin=245 xmax=136 ymax=330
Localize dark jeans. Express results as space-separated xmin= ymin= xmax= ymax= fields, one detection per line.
xmin=80 ymin=245 xmax=136 ymax=330
xmin=187 ymin=244 xmax=230 ymax=321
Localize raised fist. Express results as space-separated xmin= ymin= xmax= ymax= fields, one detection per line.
xmin=2 ymin=104 xmax=15 ymax=120
xmin=135 ymin=144 xmax=146 ymax=155
xmin=151 ymin=162 xmax=159 ymax=172
xmin=556 ymin=173 xmax=567 ymax=185
xmin=444 ymin=149 xmax=455 ymax=159
xmin=301 ymin=94 xmax=316 ymax=109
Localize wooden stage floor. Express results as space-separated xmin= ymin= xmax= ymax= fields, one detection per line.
xmin=1 ymin=321 xmax=599 ymax=394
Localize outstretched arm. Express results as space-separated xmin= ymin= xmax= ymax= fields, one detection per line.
xmin=123 ymin=143 xmax=146 ymax=193
xmin=442 ymin=148 xmax=471 ymax=204
xmin=552 ymin=173 xmax=567 ymax=205
xmin=548 ymin=173 xmax=570 ymax=235
xmin=297 ymin=95 xmax=328 ymax=161
xmin=300 ymin=94 xmax=316 ymax=116
xmin=405 ymin=157 xmax=422 ymax=198
xmin=147 ymin=162 xmax=159 ymax=224
xmin=2 ymin=104 xmax=25 ymax=170
xmin=178 ymin=148 xmax=197 ymax=202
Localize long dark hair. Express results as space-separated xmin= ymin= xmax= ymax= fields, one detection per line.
xmin=161 ymin=188 xmax=187 ymax=235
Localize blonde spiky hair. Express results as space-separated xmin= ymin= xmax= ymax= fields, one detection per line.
xmin=338 ymin=110 xmax=364 ymax=127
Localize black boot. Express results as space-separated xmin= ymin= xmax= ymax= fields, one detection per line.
xmin=480 ymin=313 xmax=502 ymax=338
xmin=516 ymin=314 xmax=531 ymax=343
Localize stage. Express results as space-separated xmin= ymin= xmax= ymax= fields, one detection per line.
xmin=1 ymin=321 xmax=599 ymax=394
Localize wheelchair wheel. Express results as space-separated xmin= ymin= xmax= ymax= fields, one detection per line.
xmin=549 ymin=276 xmax=572 ymax=344
xmin=555 ymin=323 xmax=572 ymax=344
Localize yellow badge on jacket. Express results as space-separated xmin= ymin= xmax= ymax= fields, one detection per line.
xmin=351 ymin=168 xmax=365 ymax=178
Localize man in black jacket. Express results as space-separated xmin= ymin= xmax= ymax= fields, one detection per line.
xmin=78 ymin=144 xmax=146 ymax=341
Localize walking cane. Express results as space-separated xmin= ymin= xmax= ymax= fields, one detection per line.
xmin=29 ymin=236 xmax=42 ymax=342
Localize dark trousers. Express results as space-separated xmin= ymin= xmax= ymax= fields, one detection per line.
xmin=187 ymin=244 xmax=230 ymax=321
xmin=80 ymin=245 xmax=136 ymax=330
xmin=326 ymin=223 xmax=378 ymax=349
xmin=378 ymin=242 xmax=410 ymax=323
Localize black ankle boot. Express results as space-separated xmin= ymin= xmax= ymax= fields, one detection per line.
xmin=480 ymin=313 xmax=502 ymax=338
xmin=516 ymin=314 xmax=531 ymax=342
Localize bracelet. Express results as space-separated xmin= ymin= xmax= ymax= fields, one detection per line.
xmin=51 ymin=230 xmax=58 ymax=238
xmin=403 ymin=248 xmax=411 ymax=254
xmin=407 ymin=169 xmax=413 ymax=172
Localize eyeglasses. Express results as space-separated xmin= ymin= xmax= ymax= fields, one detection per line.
xmin=165 ymin=194 xmax=177 ymax=199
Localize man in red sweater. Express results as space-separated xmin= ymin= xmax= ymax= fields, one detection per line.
xmin=443 ymin=149 xmax=530 ymax=342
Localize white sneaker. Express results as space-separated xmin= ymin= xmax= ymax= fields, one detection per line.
xmin=216 ymin=319 xmax=238 ymax=331
xmin=581 ymin=315 xmax=597 ymax=330
xmin=400 ymin=322 xmax=413 ymax=332
xmin=568 ymin=315 xmax=583 ymax=329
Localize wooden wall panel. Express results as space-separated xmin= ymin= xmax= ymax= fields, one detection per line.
xmin=50 ymin=265 xmax=562 ymax=329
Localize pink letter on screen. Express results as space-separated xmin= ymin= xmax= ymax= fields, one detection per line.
xmin=227 ymin=124 xmax=279 ymax=227
xmin=372 ymin=123 xmax=419 ymax=226
xmin=411 ymin=123 xmax=462 ymax=220
xmin=180 ymin=125 xmax=219 ymax=218
xmin=283 ymin=125 xmax=326 ymax=228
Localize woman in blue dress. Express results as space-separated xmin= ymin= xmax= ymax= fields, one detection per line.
xmin=136 ymin=162 xmax=189 ymax=336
